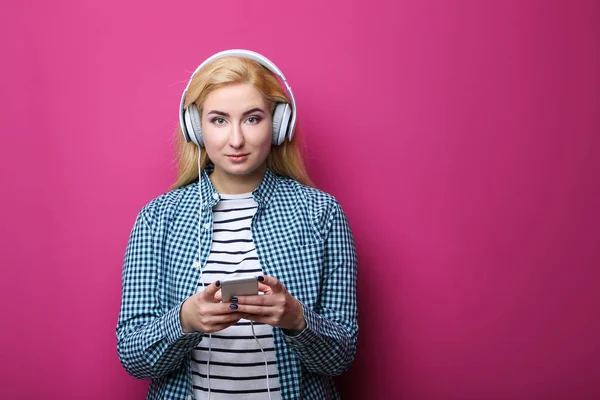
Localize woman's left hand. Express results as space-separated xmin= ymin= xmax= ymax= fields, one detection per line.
xmin=233 ymin=275 xmax=306 ymax=333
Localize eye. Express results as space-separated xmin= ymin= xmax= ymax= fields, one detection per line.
xmin=211 ymin=117 xmax=227 ymax=125
xmin=246 ymin=116 xmax=262 ymax=124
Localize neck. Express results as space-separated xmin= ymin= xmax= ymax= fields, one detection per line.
xmin=209 ymin=164 xmax=267 ymax=194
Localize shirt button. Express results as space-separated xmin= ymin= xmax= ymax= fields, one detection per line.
xmin=203 ymin=223 xmax=210 ymax=230
xmin=212 ymin=193 xmax=219 ymax=200
xmin=264 ymin=196 xmax=269 ymax=202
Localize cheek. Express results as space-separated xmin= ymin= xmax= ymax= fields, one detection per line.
xmin=245 ymin=124 xmax=272 ymax=151
xmin=261 ymin=132 xmax=272 ymax=149
xmin=201 ymin=135 xmax=224 ymax=161
xmin=202 ymin=129 xmax=225 ymax=149
xmin=257 ymin=134 xmax=272 ymax=157
xmin=258 ymin=124 xmax=273 ymax=148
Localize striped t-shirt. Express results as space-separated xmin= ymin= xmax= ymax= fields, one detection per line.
xmin=191 ymin=193 xmax=281 ymax=399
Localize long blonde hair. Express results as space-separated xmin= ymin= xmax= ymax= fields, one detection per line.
xmin=172 ymin=56 xmax=313 ymax=190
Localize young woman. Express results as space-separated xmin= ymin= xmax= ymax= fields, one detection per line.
xmin=117 ymin=50 xmax=358 ymax=400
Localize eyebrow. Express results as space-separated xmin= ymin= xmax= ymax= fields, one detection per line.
xmin=206 ymin=108 xmax=266 ymax=117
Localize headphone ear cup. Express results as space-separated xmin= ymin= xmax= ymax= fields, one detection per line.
xmin=187 ymin=103 xmax=204 ymax=147
xmin=181 ymin=111 xmax=192 ymax=143
xmin=272 ymin=103 xmax=291 ymax=145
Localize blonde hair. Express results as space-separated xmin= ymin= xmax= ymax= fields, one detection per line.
xmin=172 ymin=56 xmax=313 ymax=190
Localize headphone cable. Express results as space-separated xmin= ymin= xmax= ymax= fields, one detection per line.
xmin=251 ymin=320 xmax=272 ymax=400
xmin=196 ymin=148 xmax=213 ymax=399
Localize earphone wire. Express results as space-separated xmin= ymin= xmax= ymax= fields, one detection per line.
xmin=251 ymin=320 xmax=272 ymax=399
xmin=196 ymin=148 xmax=212 ymax=399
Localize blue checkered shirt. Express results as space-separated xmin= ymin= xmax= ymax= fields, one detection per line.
xmin=117 ymin=168 xmax=358 ymax=399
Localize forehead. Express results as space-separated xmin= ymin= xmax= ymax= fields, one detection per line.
xmin=202 ymin=83 xmax=267 ymax=113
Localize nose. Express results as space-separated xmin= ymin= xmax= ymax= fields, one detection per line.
xmin=228 ymin=122 xmax=245 ymax=148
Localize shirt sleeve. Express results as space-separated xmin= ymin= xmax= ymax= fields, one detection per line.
xmin=281 ymin=201 xmax=359 ymax=376
xmin=116 ymin=207 xmax=204 ymax=379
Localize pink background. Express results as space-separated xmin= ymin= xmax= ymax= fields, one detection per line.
xmin=1 ymin=1 xmax=598 ymax=399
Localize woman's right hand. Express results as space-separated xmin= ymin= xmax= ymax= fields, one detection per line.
xmin=180 ymin=281 xmax=242 ymax=333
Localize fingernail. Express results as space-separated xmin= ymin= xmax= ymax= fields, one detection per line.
xmin=215 ymin=280 xmax=221 ymax=287
xmin=230 ymin=297 xmax=238 ymax=303
xmin=257 ymin=276 xmax=264 ymax=282
xmin=229 ymin=304 xmax=238 ymax=310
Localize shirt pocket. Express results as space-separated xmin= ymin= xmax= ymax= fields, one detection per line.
xmin=268 ymin=241 xmax=325 ymax=309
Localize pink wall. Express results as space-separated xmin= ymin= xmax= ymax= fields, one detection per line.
xmin=1 ymin=1 xmax=598 ymax=398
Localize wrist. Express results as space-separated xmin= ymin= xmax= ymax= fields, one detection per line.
xmin=180 ymin=298 xmax=193 ymax=333
xmin=288 ymin=300 xmax=306 ymax=334
xmin=294 ymin=318 xmax=306 ymax=333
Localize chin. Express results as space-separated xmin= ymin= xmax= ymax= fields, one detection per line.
xmin=221 ymin=163 xmax=262 ymax=176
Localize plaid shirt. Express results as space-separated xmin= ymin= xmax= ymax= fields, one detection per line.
xmin=117 ymin=168 xmax=358 ymax=399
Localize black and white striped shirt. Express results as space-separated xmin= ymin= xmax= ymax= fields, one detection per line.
xmin=191 ymin=193 xmax=281 ymax=399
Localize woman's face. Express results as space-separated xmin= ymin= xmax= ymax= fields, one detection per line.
xmin=201 ymin=83 xmax=272 ymax=192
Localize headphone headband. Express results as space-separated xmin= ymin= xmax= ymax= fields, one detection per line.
xmin=179 ymin=49 xmax=297 ymax=145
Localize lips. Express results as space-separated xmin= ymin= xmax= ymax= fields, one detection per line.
xmin=226 ymin=154 xmax=249 ymax=162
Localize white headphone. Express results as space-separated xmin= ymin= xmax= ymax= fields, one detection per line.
xmin=179 ymin=49 xmax=297 ymax=147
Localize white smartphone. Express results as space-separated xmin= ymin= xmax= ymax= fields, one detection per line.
xmin=220 ymin=276 xmax=258 ymax=302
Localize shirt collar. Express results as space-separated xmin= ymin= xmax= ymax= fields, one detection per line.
xmin=199 ymin=165 xmax=279 ymax=209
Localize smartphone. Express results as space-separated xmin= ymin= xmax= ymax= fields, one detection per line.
xmin=220 ymin=276 xmax=258 ymax=302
